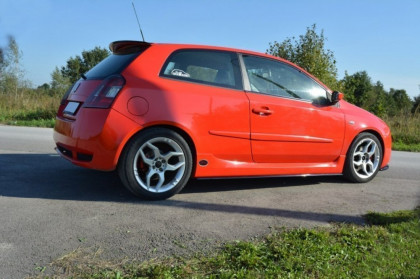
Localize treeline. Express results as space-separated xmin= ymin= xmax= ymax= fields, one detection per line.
xmin=0 ymin=36 xmax=109 ymax=126
xmin=0 ymin=28 xmax=419 ymax=149
xmin=342 ymin=72 xmax=418 ymax=117
xmin=1 ymin=29 xmax=419 ymax=116
xmin=0 ymin=36 xmax=109 ymax=98
xmin=268 ymin=24 xmax=419 ymax=118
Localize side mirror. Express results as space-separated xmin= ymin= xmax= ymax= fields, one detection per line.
xmin=331 ymin=91 xmax=344 ymax=104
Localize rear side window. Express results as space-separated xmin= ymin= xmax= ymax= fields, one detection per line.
xmin=85 ymin=52 xmax=141 ymax=80
xmin=160 ymin=49 xmax=242 ymax=90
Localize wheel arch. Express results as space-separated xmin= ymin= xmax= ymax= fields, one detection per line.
xmin=117 ymin=124 xmax=197 ymax=174
xmin=342 ymin=129 xmax=385 ymax=182
xmin=358 ymin=129 xmax=385 ymax=159
xmin=342 ymin=129 xmax=385 ymax=174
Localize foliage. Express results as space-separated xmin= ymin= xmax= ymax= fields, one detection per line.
xmin=412 ymin=94 xmax=420 ymax=114
xmin=341 ymin=71 xmax=372 ymax=108
xmin=383 ymin=113 xmax=420 ymax=151
xmin=0 ymin=35 xmax=28 ymax=96
xmin=1 ymin=32 xmax=419 ymax=152
xmin=368 ymin=81 xmax=388 ymax=117
xmin=390 ymin=88 xmax=413 ymax=114
xmin=392 ymin=141 xmax=420 ymax=152
xmin=0 ymin=90 xmax=58 ymax=128
xmin=267 ymin=24 xmax=338 ymax=89
xmin=60 ymin=46 xmax=110 ymax=83
xmin=0 ymin=47 xmax=4 ymax=70
xmin=50 ymin=67 xmax=71 ymax=96
xmin=340 ymin=71 xmax=416 ymax=118
xmin=34 ymin=208 xmax=420 ymax=278
xmin=267 ymin=25 xmax=417 ymax=120
xmin=0 ymin=41 xmax=111 ymax=128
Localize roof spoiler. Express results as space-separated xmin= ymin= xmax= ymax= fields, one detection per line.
xmin=109 ymin=41 xmax=151 ymax=54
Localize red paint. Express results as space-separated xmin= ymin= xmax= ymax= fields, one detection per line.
xmin=54 ymin=42 xmax=391 ymax=180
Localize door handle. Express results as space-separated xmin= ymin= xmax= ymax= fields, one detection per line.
xmin=252 ymin=106 xmax=273 ymax=116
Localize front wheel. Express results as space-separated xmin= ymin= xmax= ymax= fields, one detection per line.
xmin=343 ymin=132 xmax=383 ymax=183
xmin=118 ymin=128 xmax=193 ymax=200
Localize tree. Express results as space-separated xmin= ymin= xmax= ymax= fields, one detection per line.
xmin=412 ymin=94 xmax=420 ymax=114
xmin=50 ymin=67 xmax=71 ymax=96
xmin=0 ymin=36 xmax=25 ymax=96
xmin=341 ymin=71 xmax=372 ymax=108
xmin=35 ymin=82 xmax=52 ymax=96
xmin=37 ymin=83 xmax=50 ymax=91
xmin=369 ymin=81 xmax=388 ymax=117
xmin=390 ymin=88 xmax=412 ymax=114
xmin=60 ymin=46 xmax=110 ymax=83
xmin=0 ymin=47 xmax=4 ymax=73
xmin=267 ymin=24 xmax=338 ymax=89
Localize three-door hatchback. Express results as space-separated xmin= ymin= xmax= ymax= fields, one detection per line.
xmin=54 ymin=41 xmax=391 ymax=200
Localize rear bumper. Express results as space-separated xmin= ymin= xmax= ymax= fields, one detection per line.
xmin=53 ymin=107 xmax=142 ymax=171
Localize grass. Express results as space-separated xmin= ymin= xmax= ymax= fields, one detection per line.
xmin=392 ymin=141 xmax=420 ymax=152
xmin=1 ymin=116 xmax=56 ymax=128
xmin=0 ymin=92 xmax=58 ymax=128
xmin=383 ymin=114 xmax=420 ymax=152
xmin=34 ymin=208 xmax=420 ymax=278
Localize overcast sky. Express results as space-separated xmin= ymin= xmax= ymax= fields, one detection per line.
xmin=1 ymin=0 xmax=419 ymax=97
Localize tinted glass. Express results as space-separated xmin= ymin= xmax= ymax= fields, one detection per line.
xmin=161 ymin=50 xmax=242 ymax=90
xmin=243 ymin=55 xmax=327 ymax=102
xmin=85 ymin=52 xmax=141 ymax=80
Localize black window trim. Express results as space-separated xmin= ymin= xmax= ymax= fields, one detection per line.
xmin=159 ymin=48 xmax=244 ymax=91
xmin=238 ymin=53 xmax=331 ymax=104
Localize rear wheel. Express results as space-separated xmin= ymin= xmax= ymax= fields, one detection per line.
xmin=343 ymin=132 xmax=382 ymax=183
xmin=118 ymin=128 xmax=192 ymax=200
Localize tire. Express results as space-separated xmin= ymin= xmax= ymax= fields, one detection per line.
xmin=343 ymin=132 xmax=383 ymax=183
xmin=118 ymin=128 xmax=193 ymax=200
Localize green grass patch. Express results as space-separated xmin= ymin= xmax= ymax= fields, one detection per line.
xmin=384 ymin=114 xmax=420 ymax=152
xmin=392 ymin=141 xmax=420 ymax=152
xmin=0 ymin=92 xmax=59 ymax=128
xmin=37 ymin=208 xmax=420 ymax=278
xmin=0 ymin=108 xmax=57 ymax=128
xmin=2 ymin=118 xmax=56 ymax=128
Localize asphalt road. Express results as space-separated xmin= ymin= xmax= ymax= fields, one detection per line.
xmin=0 ymin=125 xmax=419 ymax=278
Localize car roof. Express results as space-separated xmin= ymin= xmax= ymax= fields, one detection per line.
xmin=110 ymin=40 xmax=282 ymax=61
xmin=109 ymin=40 xmax=330 ymax=91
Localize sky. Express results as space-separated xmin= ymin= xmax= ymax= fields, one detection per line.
xmin=0 ymin=0 xmax=419 ymax=98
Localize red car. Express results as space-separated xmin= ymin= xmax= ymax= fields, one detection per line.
xmin=54 ymin=41 xmax=391 ymax=200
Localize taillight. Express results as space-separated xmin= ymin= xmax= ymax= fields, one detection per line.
xmin=83 ymin=75 xmax=125 ymax=108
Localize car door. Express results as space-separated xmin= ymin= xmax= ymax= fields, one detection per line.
xmin=159 ymin=49 xmax=252 ymax=164
xmin=241 ymin=54 xmax=345 ymax=164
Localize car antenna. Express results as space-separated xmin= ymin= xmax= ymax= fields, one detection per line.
xmin=132 ymin=1 xmax=145 ymax=42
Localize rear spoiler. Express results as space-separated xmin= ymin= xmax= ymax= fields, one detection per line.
xmin=109 ymin=41 xmax=151 ymax=54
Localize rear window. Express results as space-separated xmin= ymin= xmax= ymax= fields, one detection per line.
xmin=85 ymin=52 xmax=141 ymax=80
xmin=160 ymin=49 xmax=242 ymax=90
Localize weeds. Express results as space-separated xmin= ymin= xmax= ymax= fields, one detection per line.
xmin=384 ymin=114 xmax=420 ymax=151
xmin=33 ymin=208 xmax=419 ymax=278
xmin=0 ymin=92 xmax=58 ymax=128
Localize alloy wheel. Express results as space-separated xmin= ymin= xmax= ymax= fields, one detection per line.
xmin=351 ymin=138 xmax=380 ymax=179
xmin=133 ymin=137 xmax=186 ymax=193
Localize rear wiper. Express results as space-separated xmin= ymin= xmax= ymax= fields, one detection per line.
xmin=81 ymin=73 xmax=87 ymax=80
